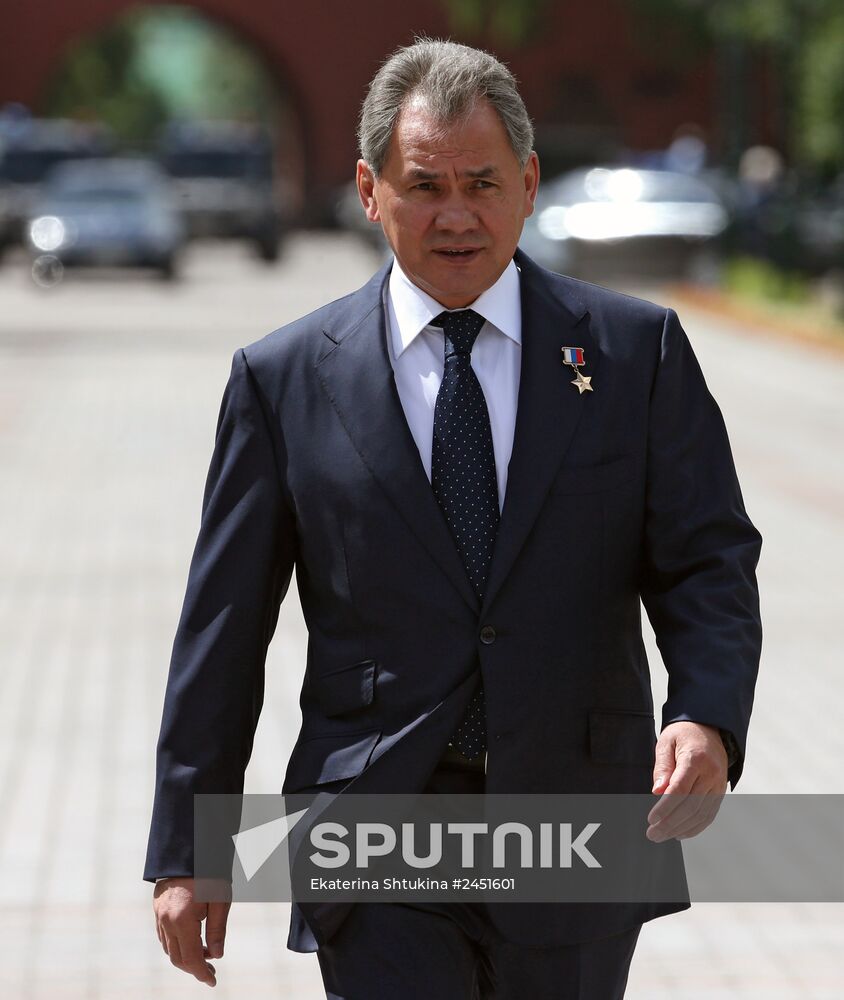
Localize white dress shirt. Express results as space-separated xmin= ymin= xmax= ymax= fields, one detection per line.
xmin=385 ymin=258 xmax=522 ymax=511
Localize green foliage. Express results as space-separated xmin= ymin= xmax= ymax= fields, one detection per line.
xmin=442 ymin=0 xmax=548 ymax=44
xmin=633 ymin=0 xmax=844 ymax=171
xmin=41 ymin=12 xmax=168 ymax=144
xmin=723 ymin=254 xmax=844 ymax=331
xmin=632 ymin=0 xmax=708 ymax=37
xmin=799 ymin=6 xmax=844 ymax=166
xmin=724 ymin=255 xmax=809 ymax=303
xmin=191 ymin=34 xmax=277 ymax=122
xmin=134 ymin=8 xmax=279 ymax=123
xmin=40 ymin=6 xmax=279 ymax=146
xmin=638 ymin=0 xmax=817 ymax=41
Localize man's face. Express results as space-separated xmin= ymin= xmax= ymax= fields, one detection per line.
xmin=357 ymin=98 xmax=539 ymax=309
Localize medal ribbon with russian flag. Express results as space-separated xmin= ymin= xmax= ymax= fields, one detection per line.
xmin=561 ymin=345 xmax=593 ymax=394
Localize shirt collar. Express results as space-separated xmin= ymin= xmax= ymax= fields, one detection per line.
xmin=387 ymin=257 xmax=522 ymax=359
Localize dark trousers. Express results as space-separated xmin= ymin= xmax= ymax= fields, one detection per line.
xmin=315 ymin=754 xmax=642 ymax=1000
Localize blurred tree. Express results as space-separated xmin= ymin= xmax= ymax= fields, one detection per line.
xmin=443 ymin=0 xmax=549 ymax=43
xmin=41 ymin=12 xmax=168 ymax=145
xmin=634 ymin=0 xmax=844 ymax=173
xmin=136 ymin=8 xmax=279 ymax=124
xmin=798 ymin=5 xmax=844 ymax=170
xmin=41 ymin=7 xmax=280 ymax=147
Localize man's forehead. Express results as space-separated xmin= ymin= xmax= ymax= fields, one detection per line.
xmin=403 ymin=162 xmax=500 ymax=180
xmin=377 ymin=96 xmax=520 ymax=178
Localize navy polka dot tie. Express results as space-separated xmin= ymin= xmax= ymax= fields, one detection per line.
xmin=431 ymin=308 xmax=499 ymax=758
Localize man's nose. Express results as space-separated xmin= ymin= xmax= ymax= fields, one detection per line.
xmin=434 ymin=192 xmax=478 ymax=233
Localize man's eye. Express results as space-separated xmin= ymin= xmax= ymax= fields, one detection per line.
xmin=414 ymin=182 xmax=435 ymax=191
xmin=473 ymin=180 xmax=494 ymax=189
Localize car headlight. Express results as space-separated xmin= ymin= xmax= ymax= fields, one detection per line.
xmin=537 ymin=206 xmax=571 ymax=240
xmin=29 ymin=215 xmax=66 ymax=252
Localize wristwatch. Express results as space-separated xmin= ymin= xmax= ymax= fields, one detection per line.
xmin=718 ymin=728 xmax=740 ymax=768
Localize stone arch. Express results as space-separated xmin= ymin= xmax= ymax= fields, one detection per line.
xmin=1 ymin=0 xmax=442 ymax=204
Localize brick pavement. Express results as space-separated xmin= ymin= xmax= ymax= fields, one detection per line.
xmin=0 ymin=236 xmax=841 ymax=997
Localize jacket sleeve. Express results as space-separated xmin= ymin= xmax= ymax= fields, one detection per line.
xmin=143 ymin=348 xmax=296 ymax=880
xmin=640 ymin=309 xmax=762 ymax=788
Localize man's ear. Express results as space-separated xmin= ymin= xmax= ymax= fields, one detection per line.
xmin=356 ymin=160 xmax=381 ymax=223
xmin=523 ymin=150 xmax=540 ymax=218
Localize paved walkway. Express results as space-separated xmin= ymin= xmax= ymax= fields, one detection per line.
xmin=0 ymin=235 xmax=841 ymax=997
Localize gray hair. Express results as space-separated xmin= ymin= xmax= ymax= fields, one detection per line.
xmin=358 ymin=38 xmax=534 ymax=175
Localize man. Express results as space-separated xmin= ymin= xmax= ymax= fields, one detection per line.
xmin=146 ymin=39 xmax=761 ymax=998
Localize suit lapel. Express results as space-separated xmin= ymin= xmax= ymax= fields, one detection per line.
xmin=316 ymin=264 xmax=480 ymax=614
xmin=481 ymin=251 xmax=598 ymax=614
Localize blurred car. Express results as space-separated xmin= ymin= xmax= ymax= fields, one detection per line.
xmin=797 ymin=182 xmax=844 ymax=275
xmin=0 ymin=182 xmax=10 ymax=248
xmin=768 ymin=183 xmax=844 ymax=276
xmin=0 ymin=117 xmax=113 ymax=254
xmin=157 ymin=120 xmax=284 ymax=261
xmin=520 ymin=166 xmax=729 ymax=281
xmin=26 ymin=158 xmax=185 ymax=280
xmin=721 ymin=167 xmax=844 ymax=277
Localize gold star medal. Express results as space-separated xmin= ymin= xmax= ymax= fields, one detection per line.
xmin=561 ymin=346 xmax=593 ymax=394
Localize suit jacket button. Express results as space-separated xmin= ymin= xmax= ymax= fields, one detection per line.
xmin=480 ymin=625 xmax=496 ymax=645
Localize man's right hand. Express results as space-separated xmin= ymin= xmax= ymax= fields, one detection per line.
xmin=153 ymin=877 xmax=231 ymax=987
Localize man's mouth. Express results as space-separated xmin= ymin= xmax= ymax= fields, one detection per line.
xmin=433 ymin=247 xmax=483 ymax=259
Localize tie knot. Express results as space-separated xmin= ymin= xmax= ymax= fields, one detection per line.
xmin=432 ymin=309 xmax=485 ymax=358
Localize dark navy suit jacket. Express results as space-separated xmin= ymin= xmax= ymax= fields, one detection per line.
xmin=144 ymin=250 xmax=762 ymax=950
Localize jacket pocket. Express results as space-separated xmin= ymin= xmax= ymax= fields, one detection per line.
xmin=551 ymin=456 xmax=633 ymax=495
xmin=315 ymin=659 xmax=377 ymax=717
xmin=589 ymin=709 xmax=656 ymax=766
xmin=282 ymin=728 xmax=381 ymax=793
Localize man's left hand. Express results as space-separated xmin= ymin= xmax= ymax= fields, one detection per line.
xmin=647 ymin=721 xmax=728 ymax=842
